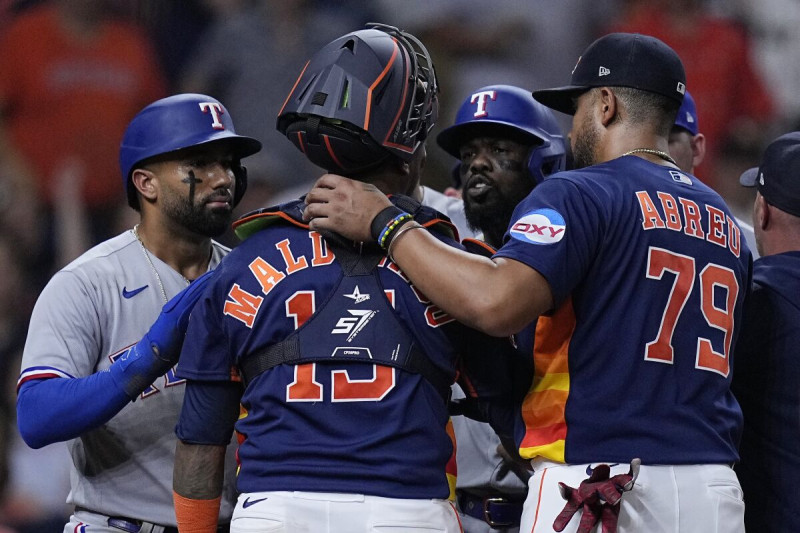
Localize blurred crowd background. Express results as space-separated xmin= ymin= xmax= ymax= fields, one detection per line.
xmin=0 ymin=0 xmax=797 ymax=530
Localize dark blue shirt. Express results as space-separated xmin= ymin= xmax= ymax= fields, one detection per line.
xmin=733 ymin=251 xmax=800 ymax=532
xmin=494 ymin=156 xmax=751 ymax=464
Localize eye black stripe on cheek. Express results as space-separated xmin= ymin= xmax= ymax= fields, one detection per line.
xmin=182 ymin=169 xmax=202 ymax=203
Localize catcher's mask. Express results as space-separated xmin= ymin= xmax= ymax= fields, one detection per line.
xmin=277 ymin=23 xmax=439 ymax=174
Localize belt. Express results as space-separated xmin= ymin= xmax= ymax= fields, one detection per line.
xmin=108 ymin=518 xmax=178 ymax=533
xmin=456 ymin=491 xmax=524 ymax=528
xmin=76 ymin=507 xmax=231 ymax=533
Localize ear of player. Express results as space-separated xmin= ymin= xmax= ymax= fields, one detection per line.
xmin=109 ymin=271 xmax=214 ymax=399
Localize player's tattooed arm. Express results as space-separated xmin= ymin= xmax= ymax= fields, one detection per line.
xmin=173 ymin=441 xmax=225 ymax=532
xmin=174 ymin=441 xmax=226 ymax=499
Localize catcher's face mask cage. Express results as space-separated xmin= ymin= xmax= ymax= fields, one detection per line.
xmin=277 ymin=22 xmax=439 ymax=174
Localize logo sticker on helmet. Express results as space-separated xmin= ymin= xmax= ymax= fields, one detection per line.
xmin=510 ymin=208 xmax=566 ymax=245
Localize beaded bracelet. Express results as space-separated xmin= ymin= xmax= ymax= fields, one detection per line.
xmin=378 ymin=212 xmax=414 ymax=249
xmin=370 ymin=205 xmax=408 ymax=242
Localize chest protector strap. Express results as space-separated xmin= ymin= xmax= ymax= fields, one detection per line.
xmin=238 ymin=222 xmax=454 ymax=403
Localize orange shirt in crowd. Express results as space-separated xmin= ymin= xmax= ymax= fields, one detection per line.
xmin=0 ymin=6 xmax=167 ymax=208
xmin=609 ymin=8 xmax=774 ymax=188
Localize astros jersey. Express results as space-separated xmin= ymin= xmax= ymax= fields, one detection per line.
xmin=494 ymin=156 xmax=751 ymax=465
xmin=17 ymin=230 xmax=232 ymax=525
xmin=177 ymin=199 xmax=494 ymax=499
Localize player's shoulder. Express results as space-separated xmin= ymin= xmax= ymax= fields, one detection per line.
xmin=60 ymin=230 xmax=139 ymax=275
xmin=35 ymin=232 xmax=138 ymax=303
xmin=753 ymin=252 xmax=800 ymax=291
xmin=233 ymin=198 xmax=307 ymax=242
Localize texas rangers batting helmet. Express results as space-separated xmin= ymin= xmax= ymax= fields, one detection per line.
xmin=276 ymin=23 xmax=438 ymax=174
xmin=436 ymin=85 xmax=566 ymax=186
xmin=120 ymin=93 xmax=262 ymax=210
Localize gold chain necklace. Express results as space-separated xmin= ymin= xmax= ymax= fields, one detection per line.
xmin=132 ymin=224 xmax=189 ymax=303
xmin=621 ymin=148 xmax=678 ymax=167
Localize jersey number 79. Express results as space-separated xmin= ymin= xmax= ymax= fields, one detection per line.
xmin=644 ymin=247 xmax=739 ymax=377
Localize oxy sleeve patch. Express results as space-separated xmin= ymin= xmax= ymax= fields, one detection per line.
xmin=509 ymin=208 xmax=566 ymax=245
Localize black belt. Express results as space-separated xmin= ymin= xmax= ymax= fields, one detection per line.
xmin=76 ymin=507 xmax=230 ymax=533
xmin=456 ymin=491 xmax=524 ymax=528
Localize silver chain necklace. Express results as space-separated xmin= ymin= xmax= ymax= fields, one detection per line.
xmin=132 ymin=224 xmax=189 ymax=303
xmin=621 ymin=148 xmax=678 ymax=167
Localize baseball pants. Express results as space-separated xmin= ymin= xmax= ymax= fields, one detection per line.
xmin=520 ymin=460 xmax=744 ymax=533
xmin=230 ymin=490 xmax=462 ymax=532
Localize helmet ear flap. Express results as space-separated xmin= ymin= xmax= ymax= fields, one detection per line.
xmin=526 ymin=142 xmax=567 ymax=185
xmin=233 ymin=162 xmax=248 ymax=207
xmin=526 ymin=148 xmax=544 ymax=186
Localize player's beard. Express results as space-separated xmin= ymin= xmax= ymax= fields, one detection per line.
xmin=163 ymin=192 xmax=233 ymax=237
xmin=571 ymin=112 xmax=600 ymax=170
xmin=464 ymin=178 xmax=534 ymax=248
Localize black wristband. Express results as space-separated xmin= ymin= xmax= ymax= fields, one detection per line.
xmin=370 ymin=205 xmax=408 ymax=242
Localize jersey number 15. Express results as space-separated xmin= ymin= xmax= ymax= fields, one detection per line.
xmin=284 ymin=290 xmax=396 ymax=402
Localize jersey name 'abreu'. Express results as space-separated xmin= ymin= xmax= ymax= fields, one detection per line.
xmin=635 ymin=188 xmax=741 ymax=257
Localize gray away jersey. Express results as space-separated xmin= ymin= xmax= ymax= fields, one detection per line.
xmin=18 ymin=229 xmax=233 ymax=525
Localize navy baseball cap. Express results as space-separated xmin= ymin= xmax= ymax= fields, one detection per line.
xmin=740 ymin=131 xmax=800 ymax=217
xmin=673 ymin=90 xmax=698 ymax=136
xmin=533 ymin=32 xmax=686 ymax=115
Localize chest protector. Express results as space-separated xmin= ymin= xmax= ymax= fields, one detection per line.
xmin=233 ymin=196 xmax=458 ymax=402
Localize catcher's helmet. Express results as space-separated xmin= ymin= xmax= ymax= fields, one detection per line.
xmin=436 ymin=85 xmax=566 ymax=186
xmin=120 ymin=93 xmax=262 ymax=210
xmin=277 ymin=23 xmax=438 ymax=174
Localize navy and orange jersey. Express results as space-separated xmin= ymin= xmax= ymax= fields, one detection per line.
xmin=493 ymin=156 xmax=752 ymax=465
xmin=177 ymin=198 xmax=512 ymax=499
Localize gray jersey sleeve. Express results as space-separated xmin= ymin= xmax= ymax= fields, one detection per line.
xmin=18 ymin=231 xmax=235 ymax=526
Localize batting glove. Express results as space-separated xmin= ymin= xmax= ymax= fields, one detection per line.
xmin=552 ymin=458 xmax=641 ymax=533
xmin=110 ymin=270 xmax=214 ymax=399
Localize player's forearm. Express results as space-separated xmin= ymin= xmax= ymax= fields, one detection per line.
xmin=173 ymin=441 xmax=226 ymax=532
xmin=303 ymin=174 xmax=552 ymax=334
xmin=386 ymin=224 xmax=551 ymax=336
xmin=173 ymin=441 xmax=227 ymax=499
xmin=16 ymin=373 xmax=130 ymax=448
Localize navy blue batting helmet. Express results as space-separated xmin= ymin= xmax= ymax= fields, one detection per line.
xmin=437 ymin=85 xmax=566 ymax=186
xmin=276 ymin=23 xmax=438 ymax=174
xmin=120 ymin=93 xmax=262 ymax=210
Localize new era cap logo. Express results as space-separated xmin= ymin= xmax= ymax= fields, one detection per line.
xmin=598 ymin=66 xmax=610 ymax=77
xmin=676 ymin=82 xmax=686 ymax=95
xmin=759 ymin=172 xmax=765 ymax=186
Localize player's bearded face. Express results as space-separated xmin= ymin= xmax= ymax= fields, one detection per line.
xmin=162 ymin=169 xmax=235 ymax=238
xmin=571 ymin=93 xmax=600 ymax=169
xmin=461 ymin=137 xmax=534 ymax=244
